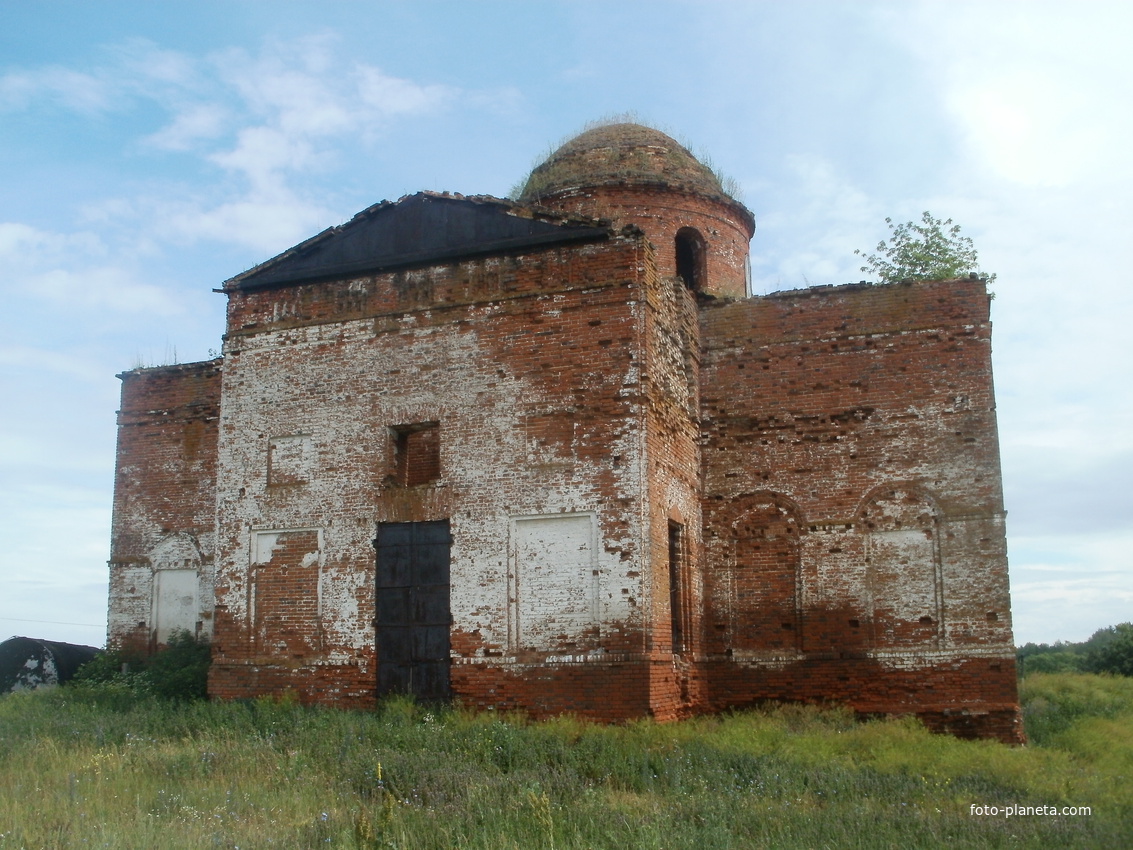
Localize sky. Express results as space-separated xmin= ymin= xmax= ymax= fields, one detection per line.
xmin=1 ymin=0 xmax=1129 ymax=650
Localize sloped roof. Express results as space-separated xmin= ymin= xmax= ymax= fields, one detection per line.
xmin=227 ymin=193 xmax=610 ymax=291
xmin=0 ymin=636 xmax=98 ymax=693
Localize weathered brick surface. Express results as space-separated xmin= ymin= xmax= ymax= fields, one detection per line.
xmin=208 ymin=234 xmax=666 ymax=708
xmin=108 ymin=360 xmax=221 ymax=654
xmin=536 ymin=185 xmax=753 ymax=298
xmin=108 ymin=125 xmax=1021 ymax=742
xmin=699 ymin=279 xmax=1020 ymax=740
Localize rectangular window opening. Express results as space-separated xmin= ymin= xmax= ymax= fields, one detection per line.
xmin=390 ymin=421 xmax=440 ymax=487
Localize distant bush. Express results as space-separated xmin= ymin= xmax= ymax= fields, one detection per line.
xmin=71 ymin=630 xmax=210 ymax=701
xmin=70 ymin=645 xmax=147 ymax=688
xmin=145 ymin=630 xmax=211 ymax=700
xmin=1021 ymin=650 xmax=1086 ymax=675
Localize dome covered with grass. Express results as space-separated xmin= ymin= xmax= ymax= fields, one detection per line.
xmin=518 ymin=122 xmax=736 ymax=205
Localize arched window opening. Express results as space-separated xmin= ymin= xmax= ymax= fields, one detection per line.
xmin=675 ymin=227 xmax=706 ymax=291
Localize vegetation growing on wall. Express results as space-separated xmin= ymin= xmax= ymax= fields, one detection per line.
xmin=856 ymin=211 xmax=996 ymax=284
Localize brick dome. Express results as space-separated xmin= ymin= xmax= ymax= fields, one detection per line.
xmin=519 ymin=123 xmax=735 ymax=205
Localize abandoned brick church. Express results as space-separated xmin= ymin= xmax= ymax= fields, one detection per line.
xmin=106 ymin=123 xmax=1022 ymax=741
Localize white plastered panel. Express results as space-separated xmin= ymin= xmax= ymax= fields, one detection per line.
xmin=511 ymin=513 xmax=599 ymax=651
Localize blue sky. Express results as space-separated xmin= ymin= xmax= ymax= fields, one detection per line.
xmin=1 ymin=1 xmax=1130 ymax=649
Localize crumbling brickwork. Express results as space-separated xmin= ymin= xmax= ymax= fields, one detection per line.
xmin=208 ymin=226 xmax=666 ymax=715
xmin=106 ymin=123 xmax=1021 ymax=741
xmin=108 ymin=360 xmax=221 ymax=654
xmin=699 ymin=279 xmax=1019 ymax=740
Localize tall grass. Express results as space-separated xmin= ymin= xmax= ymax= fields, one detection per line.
xmin=1 ymin=674 xmax=1128 ymax=848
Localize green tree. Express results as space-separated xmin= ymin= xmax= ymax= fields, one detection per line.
xmin=1086 ymin=623 xmax=1133 ymax=676
xmin=856 ymin=211 xmax=996 ymax=284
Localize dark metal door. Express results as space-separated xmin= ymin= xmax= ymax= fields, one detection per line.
xmin=374 ymin=520 xmax=452 ymax=700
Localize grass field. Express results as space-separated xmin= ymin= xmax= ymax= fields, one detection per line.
xmin=1 ymin=672 xmax=1129 ymax=848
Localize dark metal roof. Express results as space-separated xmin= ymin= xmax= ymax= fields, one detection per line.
xmin=226 ymin=193 xmax=610 ymax=291
xmin=0 ymin=636 xmax=99 ymax=693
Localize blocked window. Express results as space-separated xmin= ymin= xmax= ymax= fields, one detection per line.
xmin=153 ymin=569 xmax=198 ymax=645
xmin=510 ymin=513 xmax=599 ymax=652
xmin=860 ymin=488 xmax=942 ymax=649
xmin=252 ymin=529 xmax=322 ymax=655
xmin=268 ymin=434 xmax=312 ymax=486
xmin=730 ymin=495 xmax=802 ymax=654
xmin=391 ymin=422 xmax=440 ymax=487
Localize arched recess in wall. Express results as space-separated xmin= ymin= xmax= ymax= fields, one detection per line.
xmin=148 ymin=533 xmax=203 ymax=646
xmin=726 ymin=492 xmax=804 ymax=654
xmin=858 ymin=485 xmax=943 ymax=650
xmin=675 ymin=227 xmax=707 ymax=291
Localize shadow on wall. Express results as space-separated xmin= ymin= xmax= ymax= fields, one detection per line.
xmin=0 ymin=636 xmax=100 ymax=693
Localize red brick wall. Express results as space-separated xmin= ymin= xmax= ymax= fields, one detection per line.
xmin=535 ymin=185 xmax=753 ymax=298
xmin=208 ymin=235 xmax=669 ymax=709
xmin=634 ymin=246 xmax=709 ymax=718
xmin=108 ymin=360 xmax=221 ymax=654
xmin=113 ymin=229 xmax=1021 ymax=741
xmin=698 ymin=279 xmax=1021 ymax=742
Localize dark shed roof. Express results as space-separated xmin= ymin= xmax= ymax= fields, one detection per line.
xmin=0 ymin=636 xmax=99 ymax=693
xmin=227 ymin=192 xmax=610 ymax=291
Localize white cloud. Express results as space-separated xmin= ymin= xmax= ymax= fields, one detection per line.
xmin=355 ymin=65 xmax=455 ymax=117
xmin=1 ymin=31 xmax=500 ymax=274
xmin=0 ymin=345 xmax=107 ymax=382
xmin=159 ymin=190 xmax=336 ymax=256
xmin=1010 ymin=530 xmax=1133 ymax=643
xmin=0 ymin=221 xmax=103 ymax=259
xmin=0 ymin=66 xmax=119 ymax=114
xmin=0 ymin=479 xmax=111 ymax=645
xmin=749 ymin=154 xmax=885 ymax=292
xmin=950 ymin=70 xmax=1116 ymax=188
xmin=0 ymin=222 xmax=182 ymax=315
xmin=111 ymin=37 xmax=201 ymax=91
xmin=144 ymin=102 xmax=230 ymax=151
xmin=184 ymin=38 xmax=461 ymax=203
xmin=3 ymin=33 xmax=474 ymax=260
xmin=210 ymin=126 xmax=319 ymax=188
xmin=887 ymin=2 xmax=1133 ymax=189
xmin=37 ymin=267 xmax=182 ymax=315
